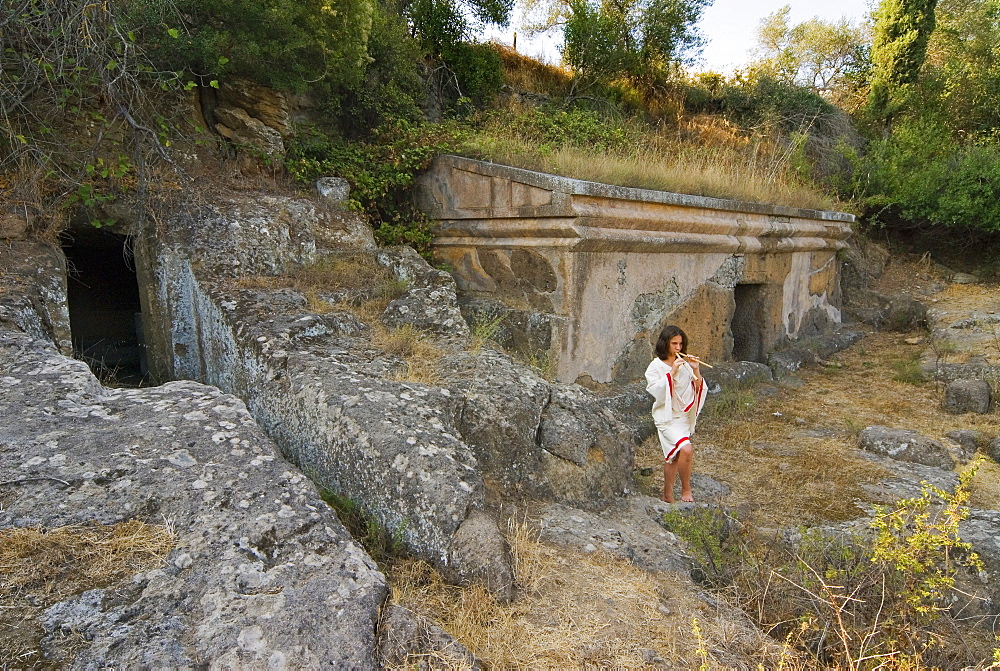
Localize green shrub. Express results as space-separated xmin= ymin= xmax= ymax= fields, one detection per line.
xmin=443 ymin=42 xmax=505 ymax=111
xmin=474 ymin=106 xmax=635 ymax=154
xmin=891 ymin=354 xmax=928 ymax=385
xmin=663 ymin=461 xmax=991 ymax=667
xmin=286 ymin=121 xmax=461 ymax=256
xmin=861 ymin=117 xmax=1000 ymax=233
xmin=326 ymin=5 xmax=425 ymax=138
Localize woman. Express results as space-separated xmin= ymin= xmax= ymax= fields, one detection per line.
xmin=644 ymin=325 xmax=706 ymax=503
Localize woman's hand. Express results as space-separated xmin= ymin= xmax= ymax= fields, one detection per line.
xmin=688 ymin=357 xmax=701 ymax=376
xmin=671 ymin=357 xmax=684 ymax=376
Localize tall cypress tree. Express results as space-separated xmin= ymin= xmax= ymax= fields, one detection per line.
xmin=867 ymin=0 xmax=939 ymax=123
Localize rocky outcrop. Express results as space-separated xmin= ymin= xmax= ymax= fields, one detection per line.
xmin=129 ymin=191 xmax=637 ymax=597
xmin=0 ymin=327 xmax=386 ymax=666
xmin=535 ymin=496 xmax=690 ymax=573
xmin=858 ymin=425 xmax=955 ymax=469
xmin=0 ymin=242 xmax=72 ymax=355
xmin=378 ymin=604 xmax=482 ymax=669
xmin=213 ymin=79 xmax=293 ymax=160
xmin=767 ymin=329 xmax=865 ymax=378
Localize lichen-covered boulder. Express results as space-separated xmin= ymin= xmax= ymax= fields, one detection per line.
xmin=377 ymin=246 xmax=470 ymax=337
xmin=858 ymin=425 xmax=955 ymax=469
xmin=943 ymin=379 xmax=992 ymax=414
xmin=0 ymin=329 xmax=386 ymax=667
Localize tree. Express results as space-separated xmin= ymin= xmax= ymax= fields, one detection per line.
xmin=562 ymin=0 xmax=711 ymax=89
xmin=402 ymin=0 xmax=514 ymax=54
xmin=867 ymin=0 xmax=938 ymax=122
xmin=129 ymin=0 xmax=374 ymax=92
xmin=752 ymin=6 xmax=870 ymax=106
xmin=922 ymin=0 xmax=1000 ymax=133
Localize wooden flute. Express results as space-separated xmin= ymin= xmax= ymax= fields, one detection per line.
xmin=677 ymin=351 xmax=714 ymax=368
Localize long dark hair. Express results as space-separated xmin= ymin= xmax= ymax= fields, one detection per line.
xmin=655 ymin=325 xmax=688 ymax=360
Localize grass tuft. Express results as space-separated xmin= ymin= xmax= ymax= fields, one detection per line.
xmin=0 ymin=520 xmax=175 ymax=665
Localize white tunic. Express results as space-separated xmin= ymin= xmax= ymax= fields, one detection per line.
xmin=644 ymin=357 xmax=706 ymax=433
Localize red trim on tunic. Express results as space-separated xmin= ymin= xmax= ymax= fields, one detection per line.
xmin=666 ymin=372 xmax=673 ymax=397
xmin=664 ymin=437 xmax=690 ymax=462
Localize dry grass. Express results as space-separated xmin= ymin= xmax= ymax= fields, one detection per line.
xmin=235 ymin=253 xmax=403 ymax=315
xmin=376 ymin=323 xmax=444 ymax=385
xmin=465 ymin=136 xmax=839 ymax=212
xmin=0 ymin=520 xmax=175 ymax=666
xmin=387 ymin=520 xmax=794 ymax=670
xmin=494 ymin=44 xmax=573 ymax=95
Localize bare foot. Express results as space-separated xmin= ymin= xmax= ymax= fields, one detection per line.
xmin=680 ymin=492 xmax=694 ymax=503
xmin=663 ymin=496 xmax=675 ymax=503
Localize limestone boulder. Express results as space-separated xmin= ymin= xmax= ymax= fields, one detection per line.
xmin=599 ymin=381 xmax=655 ymax=443
xmin=704 ymin=361 xmax=773 ymax=393
xmin=767 ymin=348 xmax=817 ymax=378
xmin=458 ymin=295 xmax=556 ymax=361
xmin=213 ymin=105 xmax=285 ymax=160
xmin=943 ymin=379 xmax=992 ymax=414
xmin=839 ymin=237 xmax=890 ymax=304
xmin=0 ymin=207 xmax=29 ymax=240
xmin=535 ymin=497 xmax=690 ymax=573
xmin=443 ymin=349 xmax=636 ymax=505
xmin=217 ymin=78 xmax=293 ymax=138
xmin=945 ymin=430 xmax=984 ymax=461
xmin=449 ymin=511 xmax=514 ymax=602
xmin=958 ymin=509 xmax=1000 ymax=615
xmin=0 ymin=242 xmax=72 ymax=354
xmin=884 ymin=296 xmax=929 ymax=332
xmin=146 ymin=193 xmax=320 ymax=279
xmin=858 ymin=425 xmax=955 ymax=469
xmin=0 ymin=329 xmax=386 ymax=667
xmin=811 ymin=329 xmax=865 ymax=359
xmin=377 ymin=247 xmax=470 ymax=337
xmin=137 ymin=207 xmax=506 ymax=594
xmin=136 ymin=196 xmax=634 ymax=594
xmin=316 ymin=177 xmax=351 ymax=204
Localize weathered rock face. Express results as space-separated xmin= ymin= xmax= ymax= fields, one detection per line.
xmin=766 ymin=329 xmax=865 ymax=379
xmin=0 ymin=328 xmax=386 ymax=667
xmin=0 ymin=242 xmax=73 ymax=355
xmin=212 ymin=79 xmax=293 ymax=160
xmin=858 ymin=425 xmax=956 ymax=469
xmin=377 ymin=247 xmax=470 ymax=337
xmin=378 ymin=604 xmax=482 ymax=669
xmin=535 ymin=497 xmax=690 ymax=573
xmin=129 ymin=191 xmax=637 ymax=595
xmin=0 ymin=205 xmax=31 ymax=240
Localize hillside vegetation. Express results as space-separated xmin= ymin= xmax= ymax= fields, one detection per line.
xmin=5 ymin=0 xmax=1000 ymax=272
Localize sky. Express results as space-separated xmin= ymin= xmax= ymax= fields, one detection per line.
xmin=484 ymin=0 xmax=876 ymax=73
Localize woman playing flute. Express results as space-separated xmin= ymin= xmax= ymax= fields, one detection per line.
xmin=644 ymin=325 xmax=706 ymax=503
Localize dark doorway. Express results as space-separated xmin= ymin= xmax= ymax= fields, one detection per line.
xmin=62 ymin=229 xmax=150 ymax=386
xmin=731 ymin=283 xmax=767 ymax=363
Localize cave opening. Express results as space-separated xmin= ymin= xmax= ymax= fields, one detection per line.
xmin=62 ymin=228 xmax=151 ymax=387
xmin=731 ymin=283 xmax=768 ymax=363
